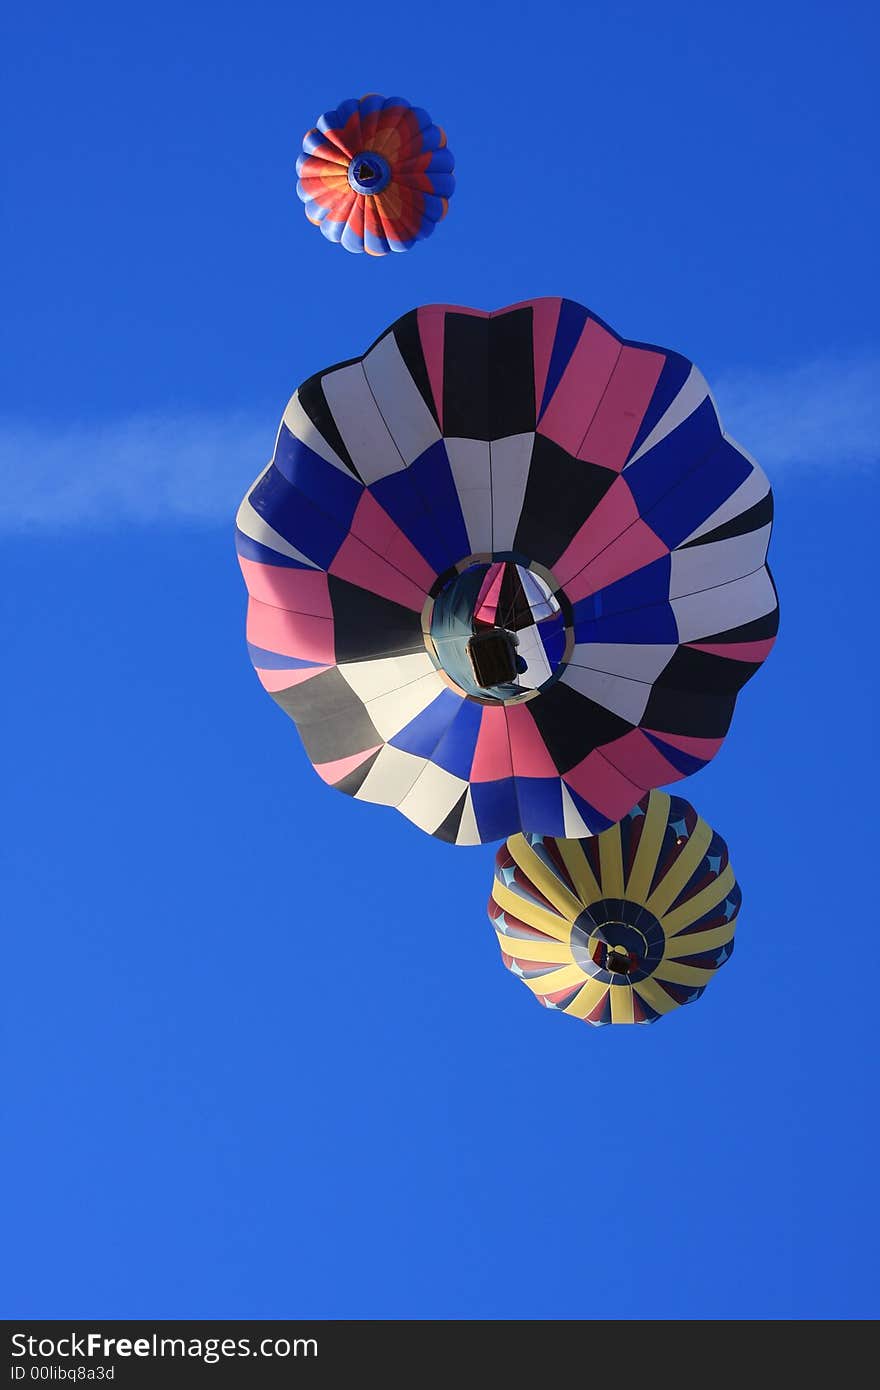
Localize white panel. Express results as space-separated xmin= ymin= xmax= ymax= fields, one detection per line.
xmin=455 ymin=790 xmax=482 ymax=846
xmin=445 ymin=437 xmax=492 ymax=553
xmin=236 ymin=468 xmax=319 ymax=567
xmin=680 ymin=456 xmax=770 ymax=544
xmin=362 ymin=332 xmax=442 ymax=465
xmin=490 ymin=433 xmax=534 ymax=550
xmin=356 ymin=744 xmax=424 ymax=807
xmin=364 ymin=671 xmax=446 ymax=741
xmin=514 ymin=624 xmax=553 ymax=688
xmin=281 ymin=391 xmax=352 ymax=473
xmin=626 ymin=366 xmax=711 ymax=466
xmin=568 ymin=642 xmax=676 ymax=683
xmin=561 ymin=664 xmax=652 ymax=725
xmin=562 ymin=783 xmax=595 ymax=840
xmin=397 ymin=760 xmax=468 ymax=834
xmin=670 ymin=524 xmax=772 ymax=599
xmin=337 ymin=652 xmax=435 ymax=703
xmin=321 ymin=362 xmax=407 ymax=483
xmin=672 ymin=568 xmax=777 ymax=642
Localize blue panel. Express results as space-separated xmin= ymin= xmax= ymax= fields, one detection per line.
xmin=248 ymin=466 xmax=348 ymax=571
xmin=643 ymin=732 xmax=707 ymax=777
xmin=513 ymin=777 xmax=566 ymax=836
xmin=273 ymin=424 xmax=362 ymax=521
xmin=540 ymin=624 xmax=567 ymax=667
xmin=626 ymin=350 xmax=693 ymax=463
xmin=565 ymin=784 xmax=615 ymax=834
xmin=430 ymin=698 xmax=484 ymax=779
xmin=574 ymin=555 xmax=671 ymax=622
xmin=389 ymin=689 xmax=462 ymax=759
xmin=247 ymin=644 xmax=322 ymax=672
xmin=574 ymin=604 xmax=678 ymax=646
xmin=539 ymin=299 xmax=589 ymax=420
xmin=624 ymin=397 xmax=721 ymax=514
xmin=471 ymin=779 xmax=521 ymax=843
xmin=645 ymin=440 xmax=753 ymax=550
xmin=234 ymin=528 xmax=313 ymax=569
xmin=370 ymin=441 xmax=469 ymax=574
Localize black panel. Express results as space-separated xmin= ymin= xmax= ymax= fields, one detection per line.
xmin=434 ymin=790 xmax=468 ymax=844
xmin=297 ymin=367 xmax=360 ymax=478
xmin=678 ymin=491 xmax=774 ymax=549
xmin=443 ymin=314 xmax=490 ymax=439
xmin=488 ymin=307 xmax=536 ymax=437
xmin=530 ymin=682 xmax=633 ymax=772
xmin=641 ymin=683 xmax=736 ymax=739
xmin=655 ymin=644 xmax=761 ymax=696
xmin=328 ymin=576 xmax=425 ymax=663
xmin=514 ymin=434 xmax=616 ymax=568
xmin=272 ymin=668 xmax=382 ymax=765
xmin=391 ymin=311 xmax=440 ymax=426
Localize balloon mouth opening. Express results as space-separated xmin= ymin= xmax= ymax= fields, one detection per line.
xmin=424 ymin=556 xmax=573 ymax=705
xmin=571 ymin=904 xmax=665 ymax=983
xmin=347 ymin=151 xmax=391 ymax=195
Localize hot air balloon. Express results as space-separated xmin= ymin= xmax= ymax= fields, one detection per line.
xmin=296 ymin=94 xmax=455 ymax=254
xmin=235 ymin=299 xmax=778 ymax=844
xmin=489 ymin=790 xmax=740 ymax=1024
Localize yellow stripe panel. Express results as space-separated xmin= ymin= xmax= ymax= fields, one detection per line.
xmin=609 ymin=985 xmax=635 ymax=1024
xmin=563 ymin=977 xmax=609 ymax=1019
xmin=632 ymin=978 xmax=680 ymax=1015
xmin=598 ymin=820 xmax=625 ymax=897
xmin=557 ymin=838 xmax=602 ymax=905
xmin=645 ymin=818 xmax=712 ymax=917
xmin=625 ymin=790 xmax=670 ymax=902
xmin=663 ymin=923 xmax=735 ymax=957
xmin=654 ymin=959 xmax=715 ymax=986
xmin=507 ymin=836 xmax=585 ymax=921
xmin=519 ymin=963 xmax=586 ymax=997
xmin=491 ymin=879 xmax=572 ymax=943
xmin=661 ymin=864 xmax=735 ymax=936
xmin=494 ymin=931 xmax=572 ymax=965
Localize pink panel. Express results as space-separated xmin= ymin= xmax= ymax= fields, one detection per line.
xmin=238 ymin=557 xmax=331 ymax=616
xmin=642 ymin=729 xmax=724 ymax=761
xmin=246 ymin=597 xmax=335 ymax=665
xmin=553 ymin=476 xmax=641 ymax=586
xmin=564 ymin=750 xmax=644 ymax=824
xmin=417 ymin=307 xmax=446 ymax=428
xmin=255 ymin=664 xmax=327 ymax=693
xmin=470 ymin=705 xmax=513 ymax=782
xmin=349 ymin=492 xmax=436 ymax=591
xmin=537 ymin=318 xmax=621 ymax=455
xmin=599 ymin=729 xmax=683 ymax=791
xmin=313 ymin=744 xmax=382 ymax=785
xmin=563 ymin=519 xmax=669 ymax=603
xmin=522 ymin=297 xmax=563 ymax=417
xmin=475 ymin=563 xmax=504 ymax=623
xmin=505 ymin=704 xmax=559 ymax=778
xmin=688 ymin=638 xmax=776 ymax=663
xmin=577 ymin=344 xmax=666 ymax=472
xmin=329 ymin=534 xmax=427 ymax=611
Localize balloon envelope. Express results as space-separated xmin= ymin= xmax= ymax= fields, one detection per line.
xmin=296 ymin=94 xmax=454 ymax=255
xmin=489 ymin=790 xmax=740 ymax=1025
xmin=236 ymin=299 xmax=777 ymax=844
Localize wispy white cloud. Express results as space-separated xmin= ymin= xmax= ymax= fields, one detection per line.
xmin=714 ymin=359 xmax=879 ymax=473
xmin=0 ymin=413 xmax=270 ymax=530
xmin=0 ymin=358 xmax=876 ymax=530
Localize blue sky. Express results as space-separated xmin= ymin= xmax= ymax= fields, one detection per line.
xmin=3 ymin=0 xmax=878 ymax=1320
